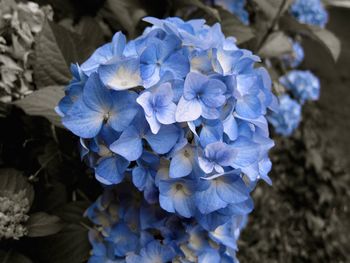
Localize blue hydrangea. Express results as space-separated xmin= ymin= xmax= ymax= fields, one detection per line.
xmin=268 ymin=95 xmax=302 ymax=136
xmin=85 ymin=184 xmax=248 ymax=263
xmin=210 ymin=0 xmax=250 ymax=25
xmin=280 ymin=70 xmax=320 ymax=104
xmin=290 ymin=0 xmax=328 ymax=28
xmin=57 ymin=16 xmax=276 ymax=233
xmin=282 ymin=40 xmax=304 ymax=68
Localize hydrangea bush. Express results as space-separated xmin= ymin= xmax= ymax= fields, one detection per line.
xmin=57 ymin=16 xmax=277 ymax=262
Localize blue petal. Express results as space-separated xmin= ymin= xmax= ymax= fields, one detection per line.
xmin=183 ymin=72 xmax=208 ymax=100
xmin=162 ymin=52 xmax=190 ymax=79
xmin=153 ymin=82 xmax=173 ymax=107
xmin=95 ymin=156 xmax=129 ymax=185
xmin=145 ymin=124 xmax=180 ymax=154
xmin=195 ymin=181 xmax=227 ymax=214
xmin=169 ymin=153 xmax=192 ymax=178
xmin=159 ymin=194 xmax=175 ymax=213
xmin=235 ymin=95 xmax=262 ymax=119
xmin=83 ymin=73 xmax=112 ymax=113
xmin=132 ymin=166 xmax=147 ymax=190
xmin=223 ymin=114 xmax=238 ymax=141
xmin=230 ymin=137 xmax=259 ymax=167
xmin=110 ymin=126 xmax=143 ymax=161
xmin=173 ymin=191 xmax=195 ymax=218
xmin=109 ymin=91 xmax=139 ymax=131
xmin=200 ymin=79 xmax=227 ymax=108
xmin=216 ymin=175 xmax=249 ymax=204
xmin=62 ymin=99 xmax=103 ymax=138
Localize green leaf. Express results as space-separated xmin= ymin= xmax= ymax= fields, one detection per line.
xmin=102 ymin=0 xmax=146 ymax=38
xmin=0 ymin=168 xmax=34 ymax=205
xmin=27 ymin=212 xmax=63 ymax=237
xmin=174 ymin=0 xmax=220 ymax=21
xmin=280 ymin=16 xmax=341 ymax=61
xmin=0 ymin=250 xmax=32 ymax=263
xmin=258 ymin=31 xmax=293 ymax=58
xmin=218 ymin=7 xmax=255 ymax=44
xmin=252 ymin=0 xmax=293 ymax=20
xmin=13 ymin=85 xmax=64 ymax=127
xmin=34 ymin=224 xmax=90 ymax=263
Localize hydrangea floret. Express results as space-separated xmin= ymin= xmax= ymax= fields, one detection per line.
xmin=290 ymin=0 xmax=328 ymax=28
xmin=280 ymin=70 xmax=320 ymax=104
xmin=268 ymin=94 xmax=301 ymax=137
xmin=282 ymin=40 xmax=304 ymax=68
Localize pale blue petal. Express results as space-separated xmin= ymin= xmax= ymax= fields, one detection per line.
xmin=159 ymin=194 xmax=175 ymax=213
xmin=169 ymin=154 xmax=192 ymax=178
xmin=99 ymin=58 xmax=141 ymax=90
xmin=176 ymin=97 xmax=202 ymax=122
xmin=156 ymin=103 xmax=176 ymax=125
xmin=198 ymin=157 xmax=214 ymax=174
xmin=173 ymin=192 xmax=195 ymax=218
xmin=137 ymin=91 xmax=154 ymax=116
xmin=146 ymin=113 xmax=161 ymax=134
xmin=223 ymin=114 xmax=238 ymax=141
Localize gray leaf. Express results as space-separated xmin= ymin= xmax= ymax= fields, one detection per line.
xmin=27 ymin=212 xmax=63 ymax=237
xmin=13 ymin=85 xmax=64 ymax=127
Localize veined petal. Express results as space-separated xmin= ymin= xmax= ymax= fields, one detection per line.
xmin=62 ymin=99 xmax=103 ymax=138
xmin=175 ymin=97 xmax=202 ymax=122
xmin=156 ymin=103 xmax=176 ymax=125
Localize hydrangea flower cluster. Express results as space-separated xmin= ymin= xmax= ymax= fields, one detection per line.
xmin=210 ymin=0 xmax=249 ymax=25
xmin=280 ymin=70 xmax=320 ymax=104
xmin=57 ymin=16 xmax=277 ymax=261
xmin=282 ymin=40 xmax=304 ymax=68
xmin=86 ymin=184 xmax=249 ymax=263
xmin=289 ymin=0 xmax=328 ymax=28
xmin=268 ymin=94 xmax=301 ymax=136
